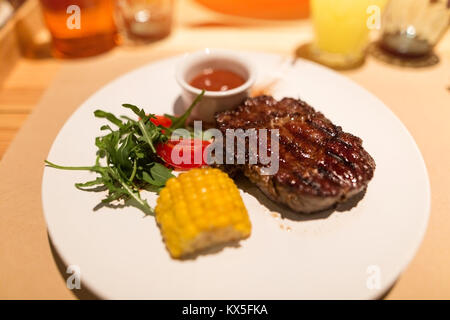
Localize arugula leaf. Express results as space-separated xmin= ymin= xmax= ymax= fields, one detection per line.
xmin=94 ymin=110 xmax=124 ymax=128
xmin=122 ymin=103 xmax=147 ymax=119
xmin=137 ymin=119 xmax=158 ymax=153
xmin=165 ymin=90 xmax=205 ymax=133
xmin=75 ymin=177 xmax=105 ymax=190
xmin=141 ymin=163 xmax=174 ymax=187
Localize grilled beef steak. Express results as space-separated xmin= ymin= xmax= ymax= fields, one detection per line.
xmin=215 ymin=96 xmax=376 ymax=213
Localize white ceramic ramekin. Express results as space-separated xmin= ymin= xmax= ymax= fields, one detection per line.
xmin=175 ymin=49 xmax=256 ymax=123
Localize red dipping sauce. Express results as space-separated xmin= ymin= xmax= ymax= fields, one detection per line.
xmin=189 ymin=68 xmax=246 ymax=92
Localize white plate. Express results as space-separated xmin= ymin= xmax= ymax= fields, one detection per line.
xmin=42 ymin=51 xmax=430 ymax=299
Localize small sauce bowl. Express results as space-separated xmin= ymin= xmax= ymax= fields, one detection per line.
xmin=175 ymin=49 xmax=256 ymax=123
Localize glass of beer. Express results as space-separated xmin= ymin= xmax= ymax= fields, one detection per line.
xmin=310 ymin=0 xmax=387 ymax=69
xmin=39 ymin=0 xmax=117 ymax=58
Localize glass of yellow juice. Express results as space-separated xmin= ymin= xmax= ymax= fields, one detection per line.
xmin=311 ymin=0 xmax=387 ymax=69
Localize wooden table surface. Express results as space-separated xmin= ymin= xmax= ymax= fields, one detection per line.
xmin=0 ymin=59 xmax=59 ymax=158
xmin=0 ymin=0 xmax=449 ymax=299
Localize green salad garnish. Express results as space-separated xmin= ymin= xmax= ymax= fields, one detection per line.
xmin=45 ymin=91 xmax=204 ymax=215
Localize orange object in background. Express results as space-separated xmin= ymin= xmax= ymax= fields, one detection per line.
xmin=39 ymin=0 xmax=117 ymax=58
xmin=194 ymin=0 xmax=310 ymax=19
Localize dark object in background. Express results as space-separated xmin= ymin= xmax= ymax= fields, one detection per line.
xmin=380 ymin=0 xmax=450 ymax=58
xmin=380 ymin=32 xmax=434 ymax=58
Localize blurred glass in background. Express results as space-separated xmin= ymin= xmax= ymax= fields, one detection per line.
xmin=380 ymin=0 xmax=450 ymax=58
xmin=39 ymin=0 xmax=117 ymax=58
xmin=310 ymin=0 xmax=387 ymax=69
xmin=115 ymin=0 xmax=174 ymax=44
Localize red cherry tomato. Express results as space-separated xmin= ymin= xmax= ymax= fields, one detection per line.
xmin=156 ymin=139 xmax=211 ymax=170
xmin=150 ymin=115 xmax=172 ymax=128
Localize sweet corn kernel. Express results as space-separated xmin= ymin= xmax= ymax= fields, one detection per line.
xmin=155 ymin=168 xmax=251 ymax=258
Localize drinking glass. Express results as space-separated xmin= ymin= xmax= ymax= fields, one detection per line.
xmin=39 ymin=0 xmax=117 ymax=58
xmin=380 ymin=0 xmax=450 ymax=57
xmin=310 ymin=0 xmax=387 ymax=69
xmin=115 ymin=0 xmax=174 ymax=44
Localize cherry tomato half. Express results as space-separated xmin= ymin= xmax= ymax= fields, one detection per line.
xmin=150 ymin=115 xmax=172 ymax=128
xmin=156 ymin=139 xmax=211 ymax=170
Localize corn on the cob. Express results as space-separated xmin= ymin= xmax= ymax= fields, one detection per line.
xmin=155 ymin=168 xmax=251 ymax=258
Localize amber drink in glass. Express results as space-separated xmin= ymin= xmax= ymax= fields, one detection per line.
xmin=40 ymin=0 xmax=117 ymax=58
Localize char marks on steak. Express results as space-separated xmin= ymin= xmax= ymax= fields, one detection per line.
xmin=215 ymin=96 xmax=376 ymax=213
